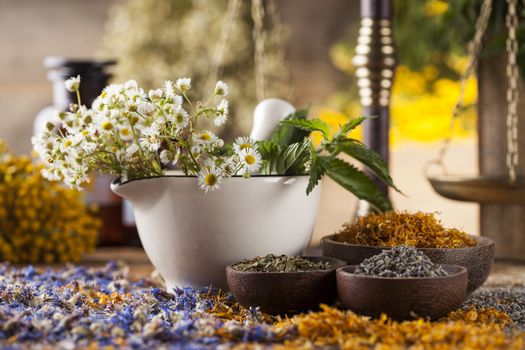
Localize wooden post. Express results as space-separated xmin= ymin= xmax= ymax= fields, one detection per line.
xmin=353 ymin=0 xmax=396 ymax=215
xmin=478 ymin=54 xmax=525 ymax=261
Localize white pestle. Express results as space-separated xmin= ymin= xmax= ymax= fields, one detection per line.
xmin=249 ymin=98 xmax=296 ymax=141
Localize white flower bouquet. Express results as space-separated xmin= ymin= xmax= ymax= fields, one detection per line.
xmin=33 ymin=76 xmax=265 ymax=193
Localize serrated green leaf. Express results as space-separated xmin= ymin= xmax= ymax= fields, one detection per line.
xmin=340 ymin=140 xmax=401 ymax=193
xmin=339 ymin=116 xmax=367 ymax=134
xmin=274 ymin=141 xmax=310 ymax=175
xmin=306 ymin=149 xmax=326 ymax=195
xmin=323 ymin=157 xmax=392 ymax=212
xmin=270 ymin=108 xmax=310 ymax=145
xmin=280 ymin=118 xmax=330 ymax=139
xmin=257 ymin=140 xmax=310 ymax=175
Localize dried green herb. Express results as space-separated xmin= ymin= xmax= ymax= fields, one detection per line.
xmin=231 ymin=254 xmax=331 ymax=272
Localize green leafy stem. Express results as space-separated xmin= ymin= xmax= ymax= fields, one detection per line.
xmin=258 ymin=110 xmax=401 ymax=212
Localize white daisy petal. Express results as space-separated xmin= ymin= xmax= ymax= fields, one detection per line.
xmin=64 ymin=75 xmax=81 ymax=92
xmin=175 ymin=78 xmax=191 ymax=92
xmin=198 ymin=167 xmax=222 ymax=193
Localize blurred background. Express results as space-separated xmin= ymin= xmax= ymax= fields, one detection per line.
xmin=0 ymin=0 xmax=481 ymax=242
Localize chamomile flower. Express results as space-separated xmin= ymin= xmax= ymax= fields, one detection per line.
xmin=138 ymin=101 xmax=155 ymax=116
xmin=64 ymin=75 xmax=81 ymax=92
xmin=159 ymin=149 xmax=175 ymax=165
xmin=148 ymin=88 xmax=164 ymax=100
xmin=124 ymin=79 xmax=138 ymax=90
xmin=219 ymin=157 xmax=238 ymax=176
xmin=172 ymin=109 xmax=190 ymax=129
xmin=194 ymin=130 xmax=218 ymax=147
xmin=214 ymin=99 xmax=229 ymax=126
xmin=198 ymin=167 xmax=222 ymax=193
xmin=81 ymin=141 xmax=97 ymax=154
xmin=118 ymin=126 xmax=134 ymax=142
xmin=60 ymin=135 xmax=77 ymax=152
xmin=164 ymin=80 xmax=175 ymax=97
xmin=141 ymin=122 xmax=161 ymax=138
xmin=126 ymin=144 xmax=139 ymax=158
xmin=233 ymin=136 xmax=258 ymax=154
xmin=239 ymin=149 xmax=262 ymax=174
xmin=100 ymin=119 xmax=115 ymax=132
xmin=175 ymin=78 xmax=191 ymax=93
xmin=139 ymin=135 xmax=161 ymax=153
xmin=214 ymin=81 xmax=229 ymax=96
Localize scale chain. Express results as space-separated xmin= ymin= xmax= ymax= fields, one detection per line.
xmin=430 ymin=0 xmax=520 ymax=184
xmin=251 ymin=0 xmax=267 ymax=101
xmin=429 ymin=0 xmax=492 ymax=174
xmin=505 ymin=0 xmax=520 ymax=183
xmin=207 ymin=0 xmax=243 ymax=94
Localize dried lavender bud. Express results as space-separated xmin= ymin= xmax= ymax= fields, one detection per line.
xmin=231 ymin=254 xmax=331 ymax=272
xmin=354 ymin=246 xmax=449 ymax=278
xmin=464 ymin=287 xmax=525 ymax=329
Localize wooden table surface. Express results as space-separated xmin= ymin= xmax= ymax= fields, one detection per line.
xmin=78 ymin=247 xmax=525 ymax=288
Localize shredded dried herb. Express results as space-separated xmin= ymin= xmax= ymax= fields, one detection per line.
xmin=231 ymin=254 xmax=331 ymax=272
xmin=335 ymin=211 xmax=477 ymax=248
xmin=271 ymin=305 xmax=524 ymax=350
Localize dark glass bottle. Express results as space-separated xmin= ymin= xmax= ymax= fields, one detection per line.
xmin=34 ymin=57 xmax=134 ymax=246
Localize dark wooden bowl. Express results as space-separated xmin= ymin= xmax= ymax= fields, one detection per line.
xmin=226 ymin=256 xmax=347 ymax=315
xmin=321 ymin=234 xmax=494 ymax=294
xmin=337 ymin=265 xmax=468 ymax=320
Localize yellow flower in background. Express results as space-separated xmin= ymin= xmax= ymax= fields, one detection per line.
xmin=391 ymin=64 xmax=477 ymax=143
xmin=0 ymin=140 xmax=99 ymax=263
xmin=318 ymin=60 xmax=476 ymax=146
xmin=424 ymin=0 xmax=449 ymax=17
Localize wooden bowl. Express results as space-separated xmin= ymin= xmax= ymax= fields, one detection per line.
xmin=226 ymin=256 xmax=347 ymax=315
xmin=337 ymin=265 xmax=468 ymax=320
xmin=321 ymin=234 xmax=494 ymax=294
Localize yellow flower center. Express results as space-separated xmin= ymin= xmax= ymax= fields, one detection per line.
xmin=240 ymin=143 xmax=252 ymax=150
xmin=120 ymin=128 xmax=130 ymax=137
xmin=102 ymin=121 xmax=113 ymax=131
xmin=204 ymin=173 xmax=217 ymax=186
xmin=63 ymin=140 xmax=73 ymax=148
xmin=245 ymin=154 xmax=256 ymax=165
xmin=200 ymin=133 xmax=211 ymax=141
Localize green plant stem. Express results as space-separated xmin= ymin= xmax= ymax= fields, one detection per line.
xmin=75 ymin=90 xmax=81 ymax=106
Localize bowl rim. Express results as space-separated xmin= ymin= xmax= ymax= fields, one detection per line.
xmin=336 ymin=264 xmax=468 ymax=281
xmin=321 ymin=233 xmax=494 ymax=251
xmin=226 ymin=256 xmax=348 ymax=276
xmin=113 ymin=173 xmax=311 ymax=187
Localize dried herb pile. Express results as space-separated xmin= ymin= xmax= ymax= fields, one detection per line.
xmin=0 ymin=262 xmax=524 ymax=349
xmin=335 ymin=211 xmax=477 ymax=248
xmin=273 ymin=305 xmax=523 ymax=350
xmin=354 ymin=246 xmax=449 ymax=277
xmin=231 ymin=254 xmax=331 ymax=272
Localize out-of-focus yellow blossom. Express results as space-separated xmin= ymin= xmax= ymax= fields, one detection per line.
xmin=318 ymin=61 xmax=476 ymax=146
xmin=391 ymin=64 xmax=477 ymax=143
xmin=425 ymin=0 xmax=449 ymax=17
xmin=0 ymin=140 xmax=99 ymax=263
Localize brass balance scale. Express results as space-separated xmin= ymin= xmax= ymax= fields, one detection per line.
xmin=427 ymin=0 xmax=525 ymax=205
